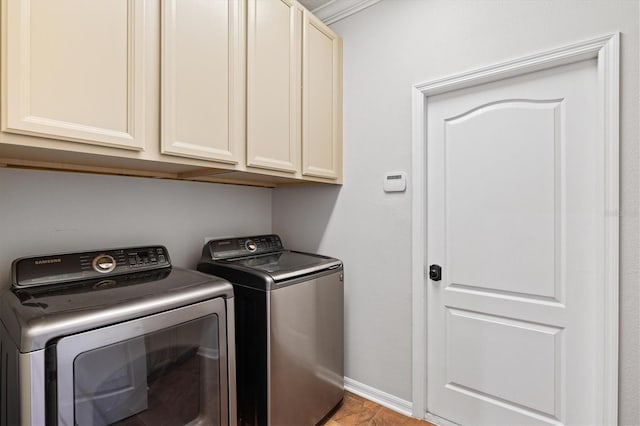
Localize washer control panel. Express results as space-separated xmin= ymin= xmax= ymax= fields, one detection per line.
xmin=245 ymin=240 xmax=258 ymax=252
xmin=12 ymin=246 xmax=171 ymax=288
xmin=92 ymin=254 xmax=116 ymax=273
xmin=208 ymin=234 xmax=283 ymax=260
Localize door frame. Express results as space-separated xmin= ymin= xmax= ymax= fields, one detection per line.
xmin=411 ymin=33 xmax=619 ymax=424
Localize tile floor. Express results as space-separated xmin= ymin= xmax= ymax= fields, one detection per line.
xmin=321 ymin=392 xmax=435 ymax=426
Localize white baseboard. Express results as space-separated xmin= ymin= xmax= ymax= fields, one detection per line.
xmin=425 ymin=412 xmax=460 ymax=426
xmin=343 ymin=377 xmax=413 ymax=417
xmin=342 ymin=377 xmax=460 ymax=425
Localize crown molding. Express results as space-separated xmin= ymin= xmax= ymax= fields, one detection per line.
xmin=311 ymin=0 xmax=382 ymax=25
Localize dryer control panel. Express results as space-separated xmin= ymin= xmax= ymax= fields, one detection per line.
xmin=207 ymin=234 xmax=283 ymax=260
xmin=12 ymin=246 xmax=171 ymax=288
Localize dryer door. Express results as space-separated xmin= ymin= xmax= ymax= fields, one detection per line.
xmin=53 ymin=297 xmax=232 ymax=426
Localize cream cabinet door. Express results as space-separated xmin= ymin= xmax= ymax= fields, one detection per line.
xmin=161 ymin=0 xmax=244 ymax=164
xmin=302 ymin=11 xmax=342 ymax=180
xmin=2 ymin=0 xmax=148 ymax=150
xmin=246 ymin=0 xmax=301 ymax=173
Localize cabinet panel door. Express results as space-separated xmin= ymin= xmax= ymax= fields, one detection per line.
xmin=2 ymin=0 xmax=147 ymax=150
xmin=246 ymin=0 xmax=301 ymax=173
xmin=161 ymin=0 xmax=243 ymax=163
xmin=302 ymin=12 xmax=342 ymax=180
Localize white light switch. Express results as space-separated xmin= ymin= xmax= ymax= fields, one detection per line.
xmin=383 ymin=171 xmax=407 ymax=192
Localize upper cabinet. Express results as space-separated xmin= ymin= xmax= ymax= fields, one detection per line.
xmin=161 ymin=0 xmax=244 ymax=164
xmin=0 ymin=0 xmax=342 ymax=187
xmin=2 ymin=0 xmax=148 ymax=151
xmin=246 ymin=0 xmax=301 ymax=174
xmin=246 ymin=0 xmax=342 ymax=181
xmin=302 ymin=10 xmax=342 ymax=180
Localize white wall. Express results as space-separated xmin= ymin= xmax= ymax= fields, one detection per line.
xmin=0 ymin=168 xmax=272 ymax=287
xmin=273 ymin=0 xmax=640 ymax=423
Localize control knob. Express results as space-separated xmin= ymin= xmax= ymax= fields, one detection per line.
xmin=245 ymin=240 xmax=257 ymax=252
xmin=92 ymin=254 xmax=116 ymax=274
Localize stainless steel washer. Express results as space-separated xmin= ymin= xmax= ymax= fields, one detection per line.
xmin=198 ymin=235 xmax=344 ymax=426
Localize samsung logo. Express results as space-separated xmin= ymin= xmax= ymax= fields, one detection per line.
xmin=35 ymin=258 xmax=62 ymax=265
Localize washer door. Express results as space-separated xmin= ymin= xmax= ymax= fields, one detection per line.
xmin=230 ymin=251 xmax=342 ymax=282
xmin=54 ymin=298 xmax=231 ymax=426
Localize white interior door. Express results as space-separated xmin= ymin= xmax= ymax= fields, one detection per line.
xmin=426 ymin=58 xmax=608 ymax=425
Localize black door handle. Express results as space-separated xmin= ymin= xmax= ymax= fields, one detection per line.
xmin=429 ymin=264 xmax=442 ymax=281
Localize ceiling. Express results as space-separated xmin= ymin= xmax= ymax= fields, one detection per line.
xmin=298 ymin=0 xmax=381 ymax=25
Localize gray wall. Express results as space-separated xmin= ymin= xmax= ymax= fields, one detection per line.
xmin=0 ymin=168 xmax=272 ymax=285
xmin=272 ymin=0 xmax=640 ymax=423
xmin=1 ymin=1 xmax=638 ymax=422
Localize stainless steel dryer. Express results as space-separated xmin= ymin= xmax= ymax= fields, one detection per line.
xmin=0 ymin=245 xmax=236 ymax=426
xmin=197 ymin=235 xmax=344 ymax=426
